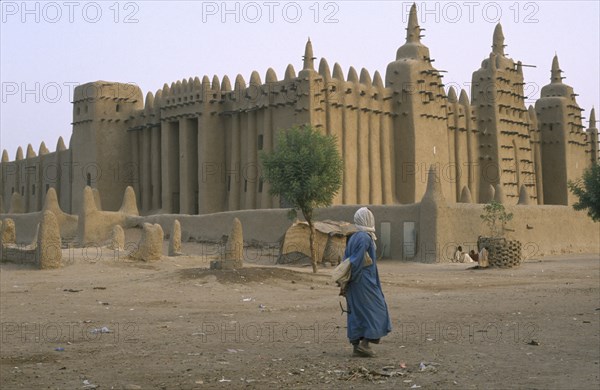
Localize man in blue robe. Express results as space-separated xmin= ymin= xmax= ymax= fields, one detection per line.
xmin=344 ymin=207 xmax=392 ymax=357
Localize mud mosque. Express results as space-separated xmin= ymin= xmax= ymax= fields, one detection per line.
xmin=1 ymin=5 xmax=598 ymax=216
xmin=0 ymin=5 xmax=598 ymax=263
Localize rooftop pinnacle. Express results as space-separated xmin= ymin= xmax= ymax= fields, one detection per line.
xmin=303 ymin=38 xmax=315 ymax=70
xmin=492 ymin=23 xmax=506 ymax=56
xmin=406 ymin=3 xmax=422 ymax=44
xmin=590 ymin=107 xmax=597 ymax=129
xmin=551 ymin=54 xmax=563 ymax=83
xmin=447 ymin=86 xmax=458 ymax=103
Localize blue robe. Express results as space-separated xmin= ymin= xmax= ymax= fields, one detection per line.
xmin=344 ymin=231 xmax=392 ymax=342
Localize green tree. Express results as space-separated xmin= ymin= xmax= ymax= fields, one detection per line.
xmin=568 ymin=162 xmax=600 ymax=222
xmin=261 ymin=125 xmax=343 ymax=273
xmin=480 ymin=200 xmax=513 ymax=238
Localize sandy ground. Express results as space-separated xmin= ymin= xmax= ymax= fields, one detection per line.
xmin=0 ymin=243 xmax=599 ymax=390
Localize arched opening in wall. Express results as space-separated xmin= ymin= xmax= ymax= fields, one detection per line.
xmin=77 ymin=107 xmax=81 ymax=115
xmin=512 ymin=139 xmax=521 ymax=190
xmin=87 ymin=173 xmax=91 ymax=187
xmin=116 ymin=104 xmax=120 ymax=112
xmin=21 ymin=186 xmax=24 ymax=195
xmin=85 ymin=105 xmax=88 ymax=113
xmin=32 ymin=184 xmax=35 ymax=195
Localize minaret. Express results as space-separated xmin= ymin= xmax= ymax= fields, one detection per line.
xmin=298 ymin=38 xmax=320 ymax=126
xmin=70 ymin=81 xmax=143 ymax=213
xmin=535 ymin=54 xmax=587 ymax=205
xmin=550 ymin=54 xmax=563 ymax=83
xmin=395 ymin=3 xmax=430 ymax=61
xmin=385 ymin=3 xmax=451 ymax=203
xmin=302 ymin=38 xmax=315 ymax=71
xmin=492 ymin=24 xmax=506 ymax=56
xmin=471 ymin=24 xmax=537 ymax=204
xmin=406 ymin=3 xmax=422 ymax=44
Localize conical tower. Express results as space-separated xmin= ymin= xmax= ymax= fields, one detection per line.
xmin=535 ymin=54 xmax=587 ymax=205
xmin=471 ymin=24 xmax=537 ymax=204
xmin=297 ymin=38 xmax=320 ymax=125
xmin=492 ymin=24 xmax=506 ymax=56
xmin=302 ymin=38 xmax=315 ymax=71
xmin=71 ymin=81 xmax=143 ymax=213
xmin=385 ymin=3 xmax=451 ymax=203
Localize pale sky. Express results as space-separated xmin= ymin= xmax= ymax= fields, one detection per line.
xmin=1 ymin=0 xmax=598 ymax=157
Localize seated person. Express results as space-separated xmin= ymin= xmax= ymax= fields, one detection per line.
xmin=453 ymin=246 xmax=474 ymax=263
xmin=478 ymin=246 xmax=489 ymax=267
xmin=469 ymin=249 xmax=479 ymax=262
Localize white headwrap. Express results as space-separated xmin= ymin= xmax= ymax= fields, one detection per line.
xmin=354 ymin=207 xmax=377 ymax=243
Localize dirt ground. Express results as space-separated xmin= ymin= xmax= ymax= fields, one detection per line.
xmin=1 ymin=243 xmax=598 ymax=390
